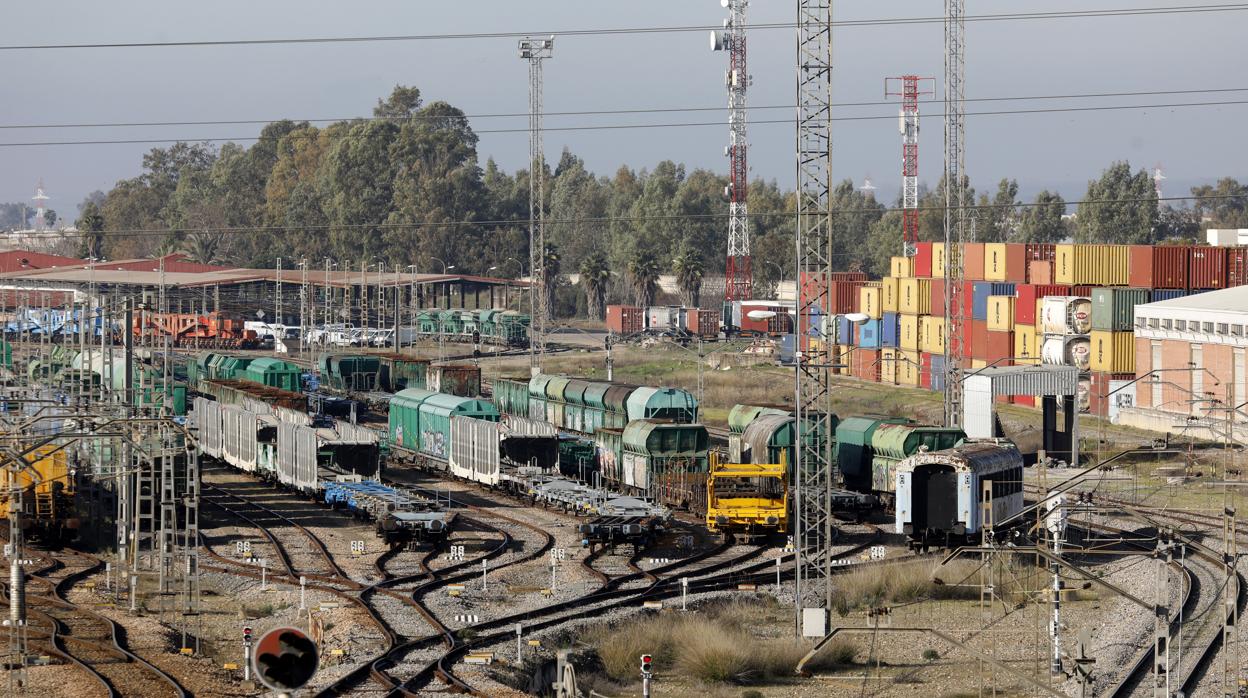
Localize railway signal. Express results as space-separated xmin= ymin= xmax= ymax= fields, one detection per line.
xmin=251 ymin=626 xmax=319 ymax=692
xmin=640 ymin=654 xmax=653 ymax=697
xmin=242 ymin=626 xmax=253 ymax=681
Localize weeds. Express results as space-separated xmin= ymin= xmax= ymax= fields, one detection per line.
xmin=830 ymin=560 xmax=981 ymax=615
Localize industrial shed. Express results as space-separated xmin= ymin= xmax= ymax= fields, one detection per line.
xmin=1120 ymin=285 xmax=1248 ymax=442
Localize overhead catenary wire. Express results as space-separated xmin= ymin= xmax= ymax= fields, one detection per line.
xmin=1 ymin=97 xmax=1246 ymax=148
xmin=0 ymin=3 xmax=1243 ymax=51
xmin=62 ymin=193 xmax=1246 ymax=241
xmin=0 ymin=85 xmax=1245 ymax=131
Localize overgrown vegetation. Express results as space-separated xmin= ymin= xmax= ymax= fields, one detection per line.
xmin=829 ymin=560 xmax=983 ymax=616
xmin=587 ymin=600 xmax=856 ymax=685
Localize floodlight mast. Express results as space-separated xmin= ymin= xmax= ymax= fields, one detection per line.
xmin=519 ymin=36 xmax=554 ymax=375
xmin=712 ymin=0 xmax=752 ymax=303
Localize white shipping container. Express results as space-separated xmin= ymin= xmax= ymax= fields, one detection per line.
xmin=1041 ymin=296 xmax=1092 ymax=335
xmin=1107 ymin=379 xmax=1136 ymax=423
xmin=1041 ymin=336 xmax=1091 ymax=371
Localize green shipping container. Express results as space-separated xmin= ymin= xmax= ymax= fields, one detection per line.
xmin=869 ymin=424 xmax=965 ymax=496
xmin=1091 ymin=287 xmax=1151 ymax=332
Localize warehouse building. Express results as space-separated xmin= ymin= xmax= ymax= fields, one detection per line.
xmin=1120 ymin=285 xmax=1248 ymax=443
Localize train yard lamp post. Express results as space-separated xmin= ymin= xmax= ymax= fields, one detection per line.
xmin=498 ymin=257 xmax=524 ymax=311
xmin=405 ymin=264 xmax=419 ymax=348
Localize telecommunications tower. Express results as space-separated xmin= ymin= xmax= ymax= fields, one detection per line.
xmin=711 ymin=0 xmax=752 ymax=302
xmin=885 ymin=77 xmax=934 ymax=257
xmin=32 ymin=181 xmax=49 ymax=232
xmin=519 ymin=36 xmax=554 ymax=373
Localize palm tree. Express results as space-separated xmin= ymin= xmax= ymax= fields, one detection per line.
xmin=181 ymin=231 xmax=227 ymax=265
xmin=627 ymin=252 xmax=661 ymax=308
xmin=670 ymin=245 xmax=705 ymax=307
xmin=579 ymin=252 xmax=611 ymax=320
xmin=541 ymin=243 xmax=561 ymax=319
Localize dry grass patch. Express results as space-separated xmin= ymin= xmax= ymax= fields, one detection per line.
xmin=830 ymin=559 xmax=982 ymax=615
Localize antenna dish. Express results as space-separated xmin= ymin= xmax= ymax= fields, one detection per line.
xmin=747 ymin=310 xmax=777 ymax=321
xmin=709 ymin=30 xmax=724 ymax=51
xmin=721 ymin=0 xmax=730 ymax=7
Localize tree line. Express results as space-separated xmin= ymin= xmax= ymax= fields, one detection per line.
xmin=72 ymin=85 xmax=1247 ymax=316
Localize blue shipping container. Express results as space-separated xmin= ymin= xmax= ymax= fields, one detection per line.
xmin=1150 ymin=289 xmax=1185 ymax=301
xmin=972 ymin=282 xmax=1016 ymax=320
xmin=930 ymin=354 xmax=947 ymax=392
xmin=858 ymin=319 xmax=882 ymax=348
xmin=780 ymin=334 xmax=796 ymax=364
xmin=838 ymin=316 xmax=853 ymax=346
xmin=880 ymin=312 xmax=900 ymax=348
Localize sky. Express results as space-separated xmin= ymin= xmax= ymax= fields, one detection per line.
xmin=0 ymin=1 xmax=1244 ymax=220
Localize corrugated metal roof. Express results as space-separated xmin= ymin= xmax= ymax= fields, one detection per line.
xmin=0 ymin=249 xmax=83 ymax=273
xmin=964 ymin=365 xmax=1079 ymax=397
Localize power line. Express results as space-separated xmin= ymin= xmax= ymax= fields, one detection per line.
xmin=2 ymin=97 xmax=1246 ymax=148
xmin=0 ymin=4 xmax=1243 ymax=51
xmin=67 ymin=193 xmax=1245 ymax=241
xmin=1 ymin=86 xmax=1245 ymax=131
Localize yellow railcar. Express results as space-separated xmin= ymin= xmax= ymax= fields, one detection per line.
xmin=705 ymin=454 xmax=788 ymax=536
xmin=0 ymin=445 xmax=79 ymax=544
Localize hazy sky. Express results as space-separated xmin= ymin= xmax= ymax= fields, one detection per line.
xmin=1 ymin=1 xmax=1244 ymax=219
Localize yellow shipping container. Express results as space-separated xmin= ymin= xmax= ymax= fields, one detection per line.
xmin=983 ymin=243 xmax=1011 ymax=281
xmin=1089 ymin=330 xmax=1136 ymax=373
xmin=859 ymin=285 xmax=883 ymax=319
xmin=899 ymin=314 xmax=922 ymax=351
xmin=899 ymin=278 xmax=932 ymax=315
xmin=1054 ymin=244 xmax=1131 ymax=286
xmin=920 ymin=316 xmax=945 ymax=354
xmin=880 ymin=348 xmax=898 ymax=384
xmin=1014 ymin=325 xmax=1039 ymax=365
xmin=836 ymin=345 xmax=853 ymax=375
xmin=970 ymin=358 xmax=987 ymax=370
xmin=882 ymin=277 xmax=899 ymax=313
xmin=986 ymin=295 xmax=1015 ymax=331
xmin=898 ymin=350 xmax=921 ymax=386
xmin=931 ymin=242 xmax=946 ymax=278
xmin=890 ymin=256 xmax=914 ymax=279
xmin=1034 ymin=298 xmax=1044 ymax=332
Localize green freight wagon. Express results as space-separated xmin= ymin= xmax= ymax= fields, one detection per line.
xmin=835 ymin=416 xmax=911 ymax=494
xmin=243 ymin=358 xmax=303 ymax=392
xmin=427 ymin=364 xmax=482 ymax=397
xmin=416 ymin=310 xmax=440 ymax=335
xmin=387 ymin=388 xmax=498 ymax=461
xmin=492 ymin=377 xmax=533 ymax=419
xmin=625 ymin=386 xmax=699 ymax=423
xmin=495 ymin=311 xmax=530 ymax=346
xmin=620 ymin=420 xmax=709 ymax=509
xmin=318 ymin=354 xmax=381 ymax=392
xmin=740 ymin=412 xmax=834 ymax=473
xmin=215 ymin=355 xmax=254 ymax=381
xmin=869 ymin=423 xmax=965 ymax=504
xmin=377 ymin=354 xmax=429 ymax=393
xmin=727 ymin=403 xmax=792 ymax=435
xmin=0 ymin=340 xmax=11 ymax=369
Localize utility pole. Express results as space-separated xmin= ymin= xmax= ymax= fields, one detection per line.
xmin=793 ymin=0 xmax=836 ymax=632
xmin=519 ymin=36 xmax=554 ymax=376
xmin=942 ymin=0 xmax=967 ymax=428
xmin=712 ymin=0 xmax=752 ymax=302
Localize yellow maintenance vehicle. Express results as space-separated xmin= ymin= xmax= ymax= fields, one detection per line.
xmin=705 ymin=452 xmax=788 ymax=536
xmin=0 ymin=445 xmax=79 ymax=545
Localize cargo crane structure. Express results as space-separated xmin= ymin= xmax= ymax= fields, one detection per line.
xmin=943 ymin=0 xmax=967 ymax=428
xmin=794 ymin=0 xmax=836 ymax=627
xmin=712 ymin=0 xmax=753 ymax=302
xmin=885 ymin=76 xmax=934 ymax=258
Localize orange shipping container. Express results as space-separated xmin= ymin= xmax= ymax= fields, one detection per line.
xmin=606 ymin=305 xmax=644 ymax=334
xmin=962 ymin=243 xmax=986 ymax=281
xmin=1028 ymin=259 xmax=1053 ymax=285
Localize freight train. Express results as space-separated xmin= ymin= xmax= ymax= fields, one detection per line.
xmin=0 ymin=445 xmax=79 ymax=545
xmin=24 ymin=345 xmax=188 ymax=415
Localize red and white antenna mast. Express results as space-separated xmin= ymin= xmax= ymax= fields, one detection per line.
xmin=712 ymin=0 xmax=751 ymax=301
xmin=885 ymin=77 xmax=934 ymax=257
xmin=32 ymin=179 xmax=50 ymax=232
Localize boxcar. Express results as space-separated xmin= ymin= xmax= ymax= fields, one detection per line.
xmin=388 ymin=388 xmax=498 ymax=462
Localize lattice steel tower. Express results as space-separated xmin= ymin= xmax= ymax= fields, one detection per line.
xmin=712 ymin=0 xmax=752 ymax=301
xmin=886 ymin=77 xmax=933 ymax=258
xmin=942 ymin=0 xmax=967 ymax=427
xmin=793 ymin=0 xmax=835 ymax=620
xmin=519 ymin=36 xmax=554 ymax=374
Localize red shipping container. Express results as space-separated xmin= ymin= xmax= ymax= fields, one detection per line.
xmin=606 ymin=305 xmax=644 ymax=335
xmin=1024 ymin=243 xmax=1057 ymax=263
xmin=738 ymin=304 xmax=794 ymax=335
xmin=1227 ymin=247 xmax=1248 ymax=287
xmin=963 ymin=242 xmax=986 ymax=280
xmin=970 ymin=319 xmax=988 ymax=358
xmin=982 ymin=330 xmax=1013 ymax=365
xmin=1027 ymin=260 xmax=1053 ymax=285
xmin=828 ymin=271 xmax=868 ymax=282
xmin=1128 ymin=245 xmax=1189 ymax=289
xmin=1071 ymin=285 xmax=1094 ymax=297
xmin=984 ymin=243 xmax=1027 ymax=283
xmin=851 ymin=348 xmax=881 ymax=382
xmin=1015 ymin=284 xmax=1071 ymax=325
xmin=928 ymin=279 xmax=975 ymax=318
xmin=1189 ymin=246 xmax=1229 ymax=289
xmin=914 ymin=242 xmax=933 ymax=278
xmin=827 ymin=280 xmax=865 ymax=314
xmin=685 ymin=308 xmax=721 ymax=337
xmin=919 ymin=352 xmax=933 ymax=390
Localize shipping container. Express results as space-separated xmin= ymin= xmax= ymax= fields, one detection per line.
xmin=1227 ymin=247 xmax=1248 ymax=287
xmin=1041 ymin=335 xmax=1091 ymax=371
xmin=969 ymin=319 xmax=988 ymax=358
xmin=890 ymin=256 xmax=914 ymax=278
xmin=880 ymin=312 xmax=900 ymax=348
xmin=1089 ymin=331 xmax=1135 ymax=373
xmin=1189 ymin=246 xmax=1230 ymax=289
xmin=738 ymin=304 xmax=795 ymax=335
xmin=920 ymin=352 xmax=934 ymax=389
xmin=880 ymin=348 xmax=898 ymax=384
xmin=928 ymin=279 xmax=975 ymax=317
xmin=882 ymin=277 xmax=899 ymax=313
xmin=851 ymin=348 xmax=881 ymax=382
xmin=1027 ymin=260 xmax=1053 ymax=285
xmin=898 ymin=350 xmax=922 ymax=386
xmin=835 ymin=345 xmax=852 ymax=375
xmin=1015 ymin=284 xmax=1071 ymax=326
xmin=899 ymin=278 xmax=932 ymax=315
xmin=1024 ymin=243 xmax=1057 ymax=265
xmin=838 ymin=316 xmax=854 ymax=346
xmin=930 ymin=354 xmax=947 ymax=392
xmin=606 ymin=305 xmax=644 ymax=335
xmin=684 ymin=308 xmax=721 ymax=337
xmin=1014 ymin=325 xmax=1039 ymax=365
xmin=646 ymin=306 xmax=680 ymax=332
xmin=1054 ymin=244 xmax=1131 ymax=285
xmin=1012 ymin=394 xmax=1036 ymax=408
xmin=984 ymin=243 xmax=1027 ymax=282
xmin=859 ymin=285 xmax=883 ymax=319
xmin=1128 ymin=245 xmax=1189 ymax=289
xmin=1091 ymin=288 xmax=1151 ymax=332
xmin=828 ymin=280 xmax=866 ymax=314
xmin=1041 ymin=296 xmax=1093 ymax=335
xmin=986 ymin=295 xmax=1015 ymax=331
xmin=919 ymin=316 xmax=944 ymax=354
xmin=1088 ymin=371 xmax=1137 ymax=422
xmin=914 ymin=242 xmax=933 ymax=277
xmin=899 ymin=314 xmax=922 ymax=351
xmin=857 ymin=319 xmax=882 ymax=348
xmin=961 ymin=242 xmax=985 ymax=281
xmin=1151 ymin=288 xmax=1186 ymax=302
xmin=980 ymin=330 xmax=1013 ymax=364
xmin=971 ymin=282 xmax=1015 ymax=320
